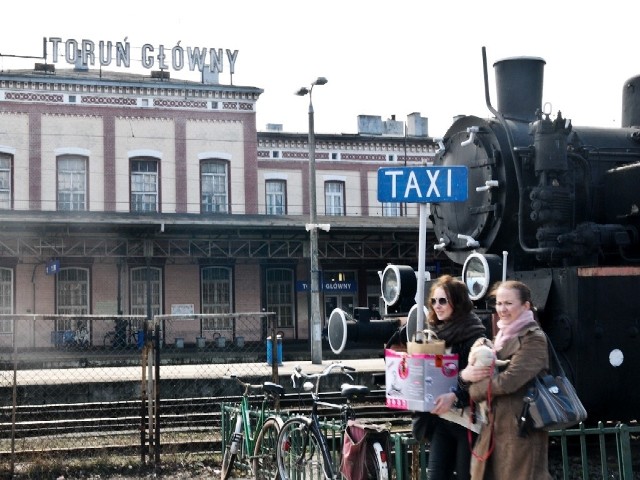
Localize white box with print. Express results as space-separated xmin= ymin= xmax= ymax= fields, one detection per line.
xmin=384 ymin=349 xmax=459 ymax=412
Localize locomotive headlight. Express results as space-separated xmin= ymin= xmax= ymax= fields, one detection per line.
xmin=462 ymin=253 xmax=503 ymax=301
xmin=380 ymin=264 xmax=417 ymax=314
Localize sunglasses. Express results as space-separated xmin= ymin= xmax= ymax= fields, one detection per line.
xmin=430 ymin=297 xmax=449 ymax=306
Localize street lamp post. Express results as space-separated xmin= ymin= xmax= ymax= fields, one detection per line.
xmin=297 ymin=77 xmax=327 ymax=365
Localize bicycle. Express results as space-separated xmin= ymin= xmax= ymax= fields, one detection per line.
xmin=275 ymin=362 xmax=390 ymax=480
xmin=220 ymin=374 xmax=285 ymax=480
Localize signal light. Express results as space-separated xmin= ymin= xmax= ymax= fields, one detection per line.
xmin=461 ymin=253 xmax=503 ymax=301
xmin=380 ymin=264 xmax=417 ymax=315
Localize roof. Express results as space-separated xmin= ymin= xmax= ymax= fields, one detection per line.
xmin=0 ymin=66 xmax=264 ymax=95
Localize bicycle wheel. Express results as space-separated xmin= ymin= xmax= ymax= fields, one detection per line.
xmin=365 ymin=440 xmax=389 ymax=480
xmin=253 ymin=416 xmax=283 ymax=480
xmin=277 ymin=417 xmax=327 ymax=480
xmin=221 ymin=413 xmax=242 ymax=480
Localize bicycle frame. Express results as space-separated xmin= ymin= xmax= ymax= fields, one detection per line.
xmin=280 ymin=362 xmax=383 ymax=480
xmin=222 ymin=376 xmax=284 ymax=480
xmin=306 ymin=398 xmax=349 ymax=480
xmin=222 ymin=387 xmax=270 ymax=456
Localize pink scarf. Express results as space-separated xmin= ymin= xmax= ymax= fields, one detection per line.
xmin=494 ymin=309 xmax=537 ymax=351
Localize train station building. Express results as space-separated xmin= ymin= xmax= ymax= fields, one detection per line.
xmin=0 ymin=41 xmax=448 ymax=349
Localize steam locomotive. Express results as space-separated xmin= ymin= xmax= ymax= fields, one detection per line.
xmin=424 ymin=48 xmax=640 ymax=422
xmin=328 ymin=48 xmax=639 ymax=422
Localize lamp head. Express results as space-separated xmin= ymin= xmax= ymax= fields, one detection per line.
xmin=295 ymin=87 xmax=310 ymax=96
xmin=313 ymin=77 xmax=328 ymax=86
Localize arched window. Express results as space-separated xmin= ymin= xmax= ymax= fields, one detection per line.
xmin=130 ymin=158 xmax=159 ymax=212
xmin=0 ymin=153 xmax=12 ymax=210
xmin=266 ymin=268 xmax=294 ymax=328
xmin=57 ymin=155 xmax=87 ymax=211
xmin=266 ymin=179 xmax=287 ymax=215
xmin=56 ymin=267 xmax=89 ymax=331
xmin=382 ymin=202 xmax=401 ymax=217
xmin=325 ymin=180 xmax=345 ymax=216
xmin=201 ymin=266 xmax=232 ymax=331
xmin=130 ymin=266 xmax=163 ymax=330
xmin=0 ymin=267 xmax=13 ymax=333
xmin=201 ymin=160 xmax=229 ymax=213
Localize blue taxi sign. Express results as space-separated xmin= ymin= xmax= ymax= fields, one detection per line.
xmin=377 ymin=166 xmax=468 ymax=203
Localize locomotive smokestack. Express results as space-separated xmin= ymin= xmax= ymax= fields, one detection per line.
xmin=621 ymin=74 xmax=640 ymax=128
xmin=493 ymin=56 xmax=546 ymax=122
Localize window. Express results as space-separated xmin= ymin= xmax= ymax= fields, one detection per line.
xmin=382 ymin=202 xmax=401 ymax=217
xmin=266 ymin=179 xmax=286 ymax=215
xmin=201 ymin=266 xmax=232 ymax=331
xmin=325 ymin=181 xmax=345 ymax=216
xmin=57 ymin=155 xmax=87 ymax=211
xmin=0 ymin=268 xmax=13 ymax=333
xmin=0 ymin=154 xmax=12 ymax=209
xmin=266 ymin=268 xmax=294 ymax=328
xmin=201 ymin=160 xmax=229 ymax=213
xmin=130 ymin=266 xmax=162 ymax=330
xmin=323 ymin=270 xmax=356 ymax=317
xmin=131 ymin=158 xmax=159 ymax=212
xmin=56 ymin=267 xmax=89 ymax=331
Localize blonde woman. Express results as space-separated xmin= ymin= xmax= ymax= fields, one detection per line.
xmin=460 ymin=280 xmax=551 ymax=480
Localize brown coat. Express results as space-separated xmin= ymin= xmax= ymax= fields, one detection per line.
xmin=468 ymin=325 xmax=552 ymax=480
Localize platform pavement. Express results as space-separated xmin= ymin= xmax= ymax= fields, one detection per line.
xmin=5 ymin=355 xmax=387 ymax=386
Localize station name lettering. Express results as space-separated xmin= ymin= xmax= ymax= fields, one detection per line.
xmin=46 ymin=37 xmax=239 ymax=74
xmin=324 ymin=282 xmax=353 ymax=291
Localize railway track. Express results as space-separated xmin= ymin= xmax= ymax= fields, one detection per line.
xmin=6 ymin=388 xmax=633 ymax=479
xmin=0 ymin=389 xmax=410 ymax=442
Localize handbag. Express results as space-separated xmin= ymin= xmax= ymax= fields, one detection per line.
xmin=519 ymin=334 xmax=587 ymax=432
xmin=407 ymin=329 xmax=445 ymax=355
xmin=340 ymin=420 xmax=391 ymax=480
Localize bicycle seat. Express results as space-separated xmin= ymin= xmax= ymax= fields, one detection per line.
xmin=340 ymin=384 xmax=369 ymax=400
xmin=263 ymin=381 xmax=285 ymax=397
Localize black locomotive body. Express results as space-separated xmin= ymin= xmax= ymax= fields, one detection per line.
xmin=430 ymin=51 xmax=640 ymax=421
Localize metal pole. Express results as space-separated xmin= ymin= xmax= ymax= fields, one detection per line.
xmin=297 ymin=78 xmax=327 ymax=365
xmin=308 ymin=93 xmax=323 ymax=364
xmin=415 ymin=204 xmax=428 ymax=334
xmin=154 ymin=322 xmax=160 ymax=469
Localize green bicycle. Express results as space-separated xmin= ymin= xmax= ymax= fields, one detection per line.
xmin=221 ymin=374 xmax=285 ymax=480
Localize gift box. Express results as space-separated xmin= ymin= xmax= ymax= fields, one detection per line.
xmin=385 ymin=348 xmax=459 ymax=412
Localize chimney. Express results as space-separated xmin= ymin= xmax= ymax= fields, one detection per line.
xmin=493 ymin=56 xmax=545 ymax=122
xmin=407 ymin=112 xmax=429 ymax=137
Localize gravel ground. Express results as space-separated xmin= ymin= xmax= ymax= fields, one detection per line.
xmin=39 ymin=464 xmax=220 ymax=480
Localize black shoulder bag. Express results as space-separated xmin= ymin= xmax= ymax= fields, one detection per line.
xmin=518 ymin=334 xmax=587 ymax=433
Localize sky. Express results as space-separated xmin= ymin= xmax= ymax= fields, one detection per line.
xmin=1 ymin=0 xmax=640 ymax=139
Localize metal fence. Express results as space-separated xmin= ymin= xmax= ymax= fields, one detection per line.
xmin=0 ymin=312 xmax=281 ymax=474
xmin=394 ymin=423 xmax=640 ymax=480
xmin=1 ymin=313 xmax=638 ymax=479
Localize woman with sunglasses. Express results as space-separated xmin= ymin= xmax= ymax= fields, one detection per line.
xmin=412 ymin=274 xmax=486 ymax=480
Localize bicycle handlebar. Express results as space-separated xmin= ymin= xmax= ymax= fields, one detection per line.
xmin=291 ymin=362 xmax=356 ymax=390
xmin=224 ymin=374 xmax=267 ymax=395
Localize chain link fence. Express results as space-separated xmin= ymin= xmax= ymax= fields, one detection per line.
xmin=0 ymin=312 xmax=282 ymax=473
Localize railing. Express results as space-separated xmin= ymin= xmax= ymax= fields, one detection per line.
xmin=291 ymin=417 xmax=639 ymax=479
xmin=1 ymin=313 xmax=638 ymax=479
xmin=391 ymin=422 xmax=640 ymax=480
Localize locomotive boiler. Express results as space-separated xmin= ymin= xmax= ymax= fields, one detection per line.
xmin=427 ymin=48 xmax=640 ymax=422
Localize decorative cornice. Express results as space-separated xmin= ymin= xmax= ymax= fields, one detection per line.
xmin=5 ymin=92 xmax=64 ymax=103
xmin=83 ymin=96 xmax=137 ymax=106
